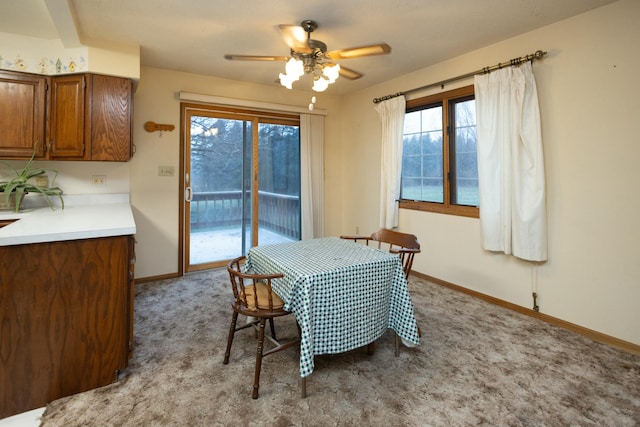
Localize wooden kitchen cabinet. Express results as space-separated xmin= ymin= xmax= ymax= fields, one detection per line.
xmin=87 ymin=73 xmax=133 ymax=161
xmin=0 ymin=235 xmax=135 ymax=418
xmin=0 ymin=70 xmax=133 ymax=161
xmin=49 ymin=74 xmax=87 ymax=159
xmin=0 ymin=70 xmax=47 ymax=158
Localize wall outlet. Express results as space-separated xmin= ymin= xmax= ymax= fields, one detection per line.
xmin=92 ymin=175 xmax=106 ymax=187
xmin=35 ymin=176 xmax=49 ymax=187
xmin=158 ymin=166 xmax=175 ymax=177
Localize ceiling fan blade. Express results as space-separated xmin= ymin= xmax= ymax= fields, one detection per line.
xmin=325 ymin=43 xmax=391 ymax=60
xmin=337 ymin=65 xmax=363 ymax=80
xmin=224 ymin=54 xmax=289 ymax=61
xmin=277 ymin=24 xmax=312 ymax=53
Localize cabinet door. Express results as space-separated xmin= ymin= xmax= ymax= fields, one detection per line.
xmin=0 ymin=71 xmax=46 ymax=158
xmin=0 ymin=236 xmax=131 ymax=418
xmin=49 ymin=74 xmax=87 ymax=159
xmin=88 ymin=74 xmax=132 ymax=161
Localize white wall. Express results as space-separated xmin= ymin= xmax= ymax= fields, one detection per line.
xmin=337 ymin=0 xmax=640 ymax=345
xmin=0 ymin=159 xmax=130 ymax=195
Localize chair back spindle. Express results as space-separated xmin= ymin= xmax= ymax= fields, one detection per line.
xmin=341 ymin=229 xmax=421 ymax=278
xmin=228 ymin=256 xmax=284 ymax=314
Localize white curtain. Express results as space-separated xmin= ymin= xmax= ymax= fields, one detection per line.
xmin=474 ymin=61 xmax=547 ymax=262
xmin=300 ymin=113 xmax=324 ymax=240
xmin=375 ymin=95 xmax=406 ymax=229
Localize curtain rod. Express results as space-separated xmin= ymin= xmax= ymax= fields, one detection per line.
xmin=372 ymin=49 xmax=547 ymax=104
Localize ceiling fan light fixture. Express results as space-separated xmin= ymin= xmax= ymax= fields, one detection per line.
xmin=279 ymin=73 xmax=295 ymax=89
xmin=285 ymin=58 xmax=304 ymax=78
xmin=322 ymin=63 xmax=340 ymax=83
xmin=312 ymin=76 xmax=329 ymax=92
xmin=279 ymin=58 xmax=305 ymax=89
xmin=225 ymin=19 xmax=391 ymax=93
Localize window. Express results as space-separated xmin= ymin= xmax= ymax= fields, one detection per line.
xmin=400 ymin=85 xmax=479 ymax=218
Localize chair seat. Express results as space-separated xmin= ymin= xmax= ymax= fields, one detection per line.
xmin=242 ymin=282 xmax=285 ymax=311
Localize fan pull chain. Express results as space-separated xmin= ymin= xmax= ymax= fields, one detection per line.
xmin=308 ymin=95 xmax=317 ymax=111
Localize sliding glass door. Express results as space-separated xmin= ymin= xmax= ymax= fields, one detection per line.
xmin=182 ymin=104 xmax=300 ymax=271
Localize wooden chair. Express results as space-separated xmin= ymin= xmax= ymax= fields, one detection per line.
xmin=341 ymin=229 xmax=421 ymax=355
xmin=223 ymin=255 xmax=300 ymax=399
xmin=341 ymin=228 xmax=421 ymax=279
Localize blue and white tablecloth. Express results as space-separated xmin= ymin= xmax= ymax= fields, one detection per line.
xmin=246 ymin=236 xmax=420 ymax=377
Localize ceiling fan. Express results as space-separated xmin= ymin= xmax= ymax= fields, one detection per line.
xmin=224 ymin=20 xmax=391 ymax=92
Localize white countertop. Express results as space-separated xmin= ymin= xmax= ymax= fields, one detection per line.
xmin=0 ymin=194 xmax=136 ymax=246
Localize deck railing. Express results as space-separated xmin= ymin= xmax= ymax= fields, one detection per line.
xmin=190 ymin=190 xmax=300 ymax=239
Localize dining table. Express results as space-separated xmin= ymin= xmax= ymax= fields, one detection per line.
xmin=245 ymin=236 xmax=420 ymax=383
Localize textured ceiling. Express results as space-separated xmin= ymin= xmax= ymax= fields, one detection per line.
xmin=0 ymin=0 xmax=619 ymax=94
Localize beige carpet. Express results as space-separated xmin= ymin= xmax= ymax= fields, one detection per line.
xmin=41 ymin=268 xmax=640 ymax=426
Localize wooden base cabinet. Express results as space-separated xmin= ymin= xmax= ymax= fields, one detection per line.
xmin=0 ymin=235 xmax=135 ymax=418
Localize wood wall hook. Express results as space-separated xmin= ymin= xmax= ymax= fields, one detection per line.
xmin=144 ymin=121 xmax=175 ymax=132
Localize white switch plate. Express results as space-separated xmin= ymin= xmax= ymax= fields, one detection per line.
xmin=158 ymin=166 xmax=175 ymax=176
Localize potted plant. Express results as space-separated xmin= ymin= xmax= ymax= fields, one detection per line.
xmin=0 ymin=143 xmax=64 ymax=212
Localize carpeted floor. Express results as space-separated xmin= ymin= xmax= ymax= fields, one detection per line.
xmin=40 ymin=269 xmax=640 ymax=426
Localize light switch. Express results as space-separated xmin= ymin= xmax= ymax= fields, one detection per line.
xmin=158 ymin=166 xmax=175 ymax=176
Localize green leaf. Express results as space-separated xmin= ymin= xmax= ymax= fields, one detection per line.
xmin=0 ymin=142 xmax=64 ymax=212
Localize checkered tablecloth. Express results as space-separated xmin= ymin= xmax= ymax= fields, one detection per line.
xmin=245 ymin=236 xmax=420 ymax=377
